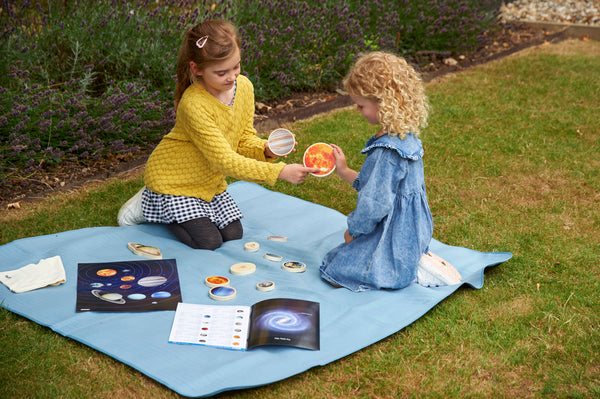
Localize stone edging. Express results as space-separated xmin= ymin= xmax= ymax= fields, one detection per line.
xmin=510 ymin=20 xmax=600 ymax=41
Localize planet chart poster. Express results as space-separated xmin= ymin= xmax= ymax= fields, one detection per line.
xmin=76 ymin=259 xmax=181 ymax=312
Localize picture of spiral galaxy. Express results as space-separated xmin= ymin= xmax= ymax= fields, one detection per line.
xmin=247 ymin=298 xmax=320 ymax=350
xmin=76 ymin=259 xmax=181 ymax=312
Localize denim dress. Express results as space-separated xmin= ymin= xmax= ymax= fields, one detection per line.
xmin=320 ymin=133 xmax=433 ymax=291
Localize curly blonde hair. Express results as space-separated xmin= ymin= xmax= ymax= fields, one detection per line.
xmin=343 ymin=51 xmax=429 ymax=138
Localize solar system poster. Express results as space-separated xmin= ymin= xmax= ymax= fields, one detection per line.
xmin=76 ymin=259 xmax=182 ymax=312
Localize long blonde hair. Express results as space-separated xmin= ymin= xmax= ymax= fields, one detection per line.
xmin=343 ymin=51 xmax=429 ymax=138
xmin=174 ymin=20 xmax=241 ymax=108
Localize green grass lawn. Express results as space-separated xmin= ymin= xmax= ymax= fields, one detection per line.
xmin=1 ymin=39 xmax=599 ymax=398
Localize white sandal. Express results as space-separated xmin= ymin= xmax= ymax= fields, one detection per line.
xmin=417 ymin=251 xmax=462 ymax=287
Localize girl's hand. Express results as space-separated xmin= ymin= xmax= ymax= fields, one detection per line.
xmin=264 ymin=142 xmax=278 ymax=158
xmin=330 ymin=143 xmax=358 ymax=184
xmin=344 ymin=230 xmax=354 ymax=244
xmin=330 ymin=143 xmax=348 ymax=170
xmin=278 ymin=164 xmax=320 ymax=184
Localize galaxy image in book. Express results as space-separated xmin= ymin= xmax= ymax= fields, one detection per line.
xmin=248 ymin=298 xmax=320 ymax=350
xmin=76 ymin=259 xmax=181 ymax=312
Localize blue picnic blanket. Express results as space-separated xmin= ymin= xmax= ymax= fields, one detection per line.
xmin=0 ymin=182 xmax=511 ymax=397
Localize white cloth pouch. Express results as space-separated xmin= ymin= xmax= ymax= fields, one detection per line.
xmin=0 ymin=255 xmax=66 ymax=293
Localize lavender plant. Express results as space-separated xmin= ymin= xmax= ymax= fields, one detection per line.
xmin=1 ymin=0 xmax=498 ymax=193
xmin=237 ymin=0 xmax=497 ymax=98
xmin=1 ymin=0 xmax=224 ymax=189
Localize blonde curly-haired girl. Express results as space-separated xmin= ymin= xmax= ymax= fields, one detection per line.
xmin=320 ymin=51 xmax=458 ymax=291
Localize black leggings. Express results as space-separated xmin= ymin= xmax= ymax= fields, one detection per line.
xmin=167 ymin=218 xmax=243 ymax=250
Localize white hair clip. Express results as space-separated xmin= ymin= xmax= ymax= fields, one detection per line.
xmin=196 ymin=35 xmax=208 ymax=48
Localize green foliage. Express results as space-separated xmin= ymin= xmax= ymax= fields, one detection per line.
xmin=1 ymin=0 xmax=499 ymax=185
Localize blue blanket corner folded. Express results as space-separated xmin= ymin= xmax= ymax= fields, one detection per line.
xmin=0 ymin=182 xmax=511 ymax=397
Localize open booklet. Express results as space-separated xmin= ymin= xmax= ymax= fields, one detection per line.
xmin=168 ymin=298 xmax=319 ymax=351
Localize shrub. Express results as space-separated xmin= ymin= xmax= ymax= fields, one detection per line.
xmin=0 ymin=0 xmax=499 ymax=190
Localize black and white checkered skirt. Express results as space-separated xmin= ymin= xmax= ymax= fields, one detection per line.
xmin=141 ymin=188 xmax=242 ymax=229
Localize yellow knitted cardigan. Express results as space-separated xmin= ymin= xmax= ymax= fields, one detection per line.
xmin=144 ymin=75 xmax=285 ymax=201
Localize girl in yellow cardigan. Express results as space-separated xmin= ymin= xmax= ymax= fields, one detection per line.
xmin=118 ymin=20 xmax=318 ymax=249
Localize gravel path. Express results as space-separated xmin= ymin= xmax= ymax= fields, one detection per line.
xmin=500 ymin=0 xmax=600 ymax=26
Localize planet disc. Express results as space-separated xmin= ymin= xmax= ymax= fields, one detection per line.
xmin=209 ymin=286 xmax=236 ymax=301
xmin=229 ymin=262 xmax=256 ymax=276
